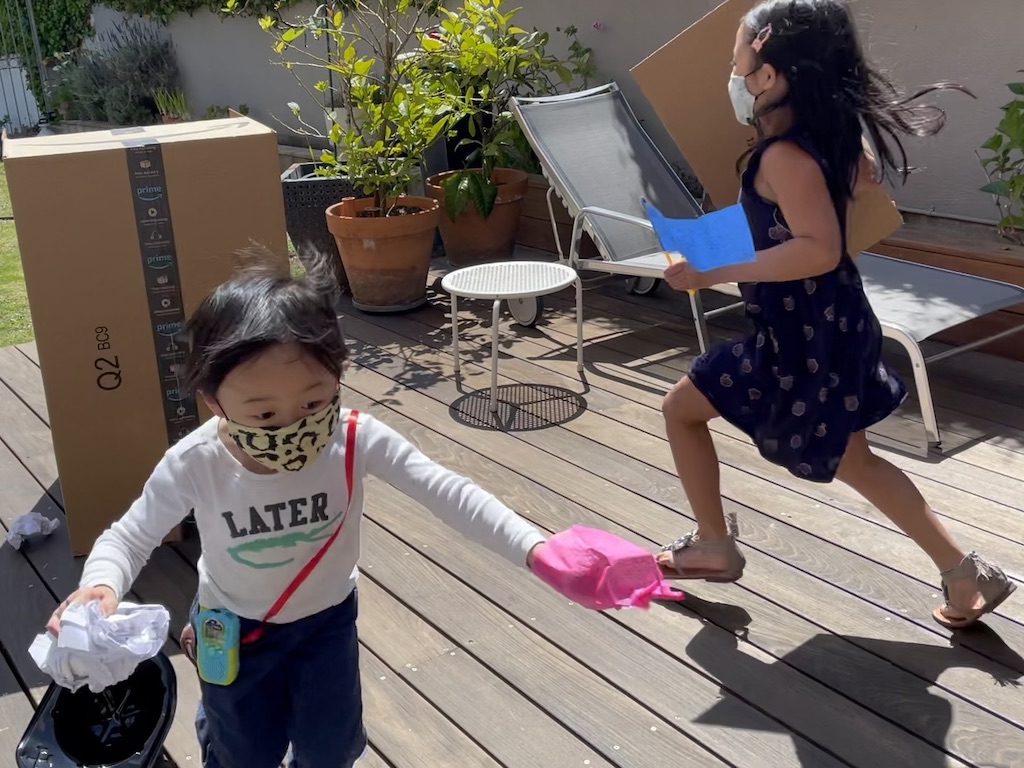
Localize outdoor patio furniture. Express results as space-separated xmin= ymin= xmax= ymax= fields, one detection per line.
xmin=441 ymin=261 xmax=584 ymax=412
xmin=509 ymin=82 xmax=1024 ymax=455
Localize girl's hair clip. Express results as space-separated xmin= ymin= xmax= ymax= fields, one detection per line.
xmin=751 ymin=23 xmax=773 ymax=53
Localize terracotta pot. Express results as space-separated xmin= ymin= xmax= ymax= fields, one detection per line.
xmin=325 ymin=195 xmax=440 ymax=312
xmin=160 ymin=115 xmax=181 ymax=124
xmin=427 ymin=168 xmax=528 ymax=266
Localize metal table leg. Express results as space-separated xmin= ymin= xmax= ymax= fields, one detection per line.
xmin=574 ymin=278 xmax=584 ymax=372
xmin=490 ymin=298 xmax=502 ymax=412
xmin=451 ymin=292 xmax=460 ymax=374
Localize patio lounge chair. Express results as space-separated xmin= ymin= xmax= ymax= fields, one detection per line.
xmin=509 ymin=82 xmax=1024 ymax=455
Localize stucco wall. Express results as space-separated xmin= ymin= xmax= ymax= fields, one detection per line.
xmin=93 ymin=1 xmax=1022 ymax=223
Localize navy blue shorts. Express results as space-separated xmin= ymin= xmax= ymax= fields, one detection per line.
xmin=190 ymin=590 xmax=366 ymax=768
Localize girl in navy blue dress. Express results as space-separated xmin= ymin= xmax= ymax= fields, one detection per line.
xmin=657 ymin=0 xmax=1015 ymax=628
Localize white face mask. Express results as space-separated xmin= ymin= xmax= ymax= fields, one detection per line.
xmin=728 ymin=73 xmax=757 ymax=126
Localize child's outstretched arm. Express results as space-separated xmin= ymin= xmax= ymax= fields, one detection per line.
xmin=361 ymin=414 xmax=546 ymax=567
xmin=78 ymin=452 xmax=196 ymax=601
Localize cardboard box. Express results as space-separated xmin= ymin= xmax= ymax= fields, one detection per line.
xmin=631 ymin=0 xmax=903 ymax=253
xmin=4 ymin=118 xmax=289 ymax=555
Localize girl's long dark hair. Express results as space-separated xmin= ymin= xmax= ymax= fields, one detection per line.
xmin=741 ymin=0 xmax=971 ymax=229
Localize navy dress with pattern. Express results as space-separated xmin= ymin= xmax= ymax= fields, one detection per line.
xmin=689 ymin=131 xmax=906 ymax=482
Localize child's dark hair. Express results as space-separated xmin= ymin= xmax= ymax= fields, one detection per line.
xmin=741 ymin=0 xmax=971 ymax=223
xmin=184 ymin=247 xmax=348 ymax=395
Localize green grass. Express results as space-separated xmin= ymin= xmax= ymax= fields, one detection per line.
xmin=0 ymin=164 xmax=33 ymax=348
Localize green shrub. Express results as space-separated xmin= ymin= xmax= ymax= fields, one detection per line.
xmin=51 ymin=19 xmax=179 ymax=125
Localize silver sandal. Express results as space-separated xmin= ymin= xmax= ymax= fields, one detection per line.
xmin=656 ymin=511 xmax=746 ymax=583
xmin=933 ymin=551 xmax=1017 ymax=629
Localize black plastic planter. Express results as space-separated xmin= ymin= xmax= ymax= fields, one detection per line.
xmin=16 ymin=652 xmax=177 ymax=768
xmin=281 ymin=162 xmax=358 ymax=290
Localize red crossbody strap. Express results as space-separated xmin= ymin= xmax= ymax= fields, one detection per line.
xmin=242 ymin=409 xmax=360 ymax=643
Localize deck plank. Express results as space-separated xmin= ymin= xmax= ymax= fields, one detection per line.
xmin=338 ymin=372 xmax=1021 ymax=766
xmin=359 ymin=489 xmax=840 ymax=763
xmin=0 ymin=650 xmax=34 ymax=761
xmin=361 ymin=648 xmax=502 ymax=768
xmin=358 ymin=577 xmax=616 ymax=768
xmin=361 ymin=519 xmax=735 ymax=768
xmin=15 ymin=343 xmax=37 ymax=365
xmin=0 ymin=346 xmax=47 ymax=423
xmin=358 ymin=747 xmax=393 ymax=768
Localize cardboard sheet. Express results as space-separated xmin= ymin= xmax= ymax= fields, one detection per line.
xmin=630 ymin=0 xmax=903 ymax=253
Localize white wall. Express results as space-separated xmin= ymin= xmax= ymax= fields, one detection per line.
xmin=853 ymin=0 xmax=1020 ymax=223
xmin=93 ymin=0 xmax=1022 ymax=223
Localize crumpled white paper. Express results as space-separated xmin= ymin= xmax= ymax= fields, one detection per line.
xmin=29 ymin=600 xmax=170 ymax=693
xmin=6 ymin=511 xmax=61 ymax=550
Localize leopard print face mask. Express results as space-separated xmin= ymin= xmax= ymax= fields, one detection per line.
xmin=224 ymin=391 xmax=341 ymax=473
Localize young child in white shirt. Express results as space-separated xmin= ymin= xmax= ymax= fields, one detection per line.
xmin=47 ymin=250 xmax=568 ymax=768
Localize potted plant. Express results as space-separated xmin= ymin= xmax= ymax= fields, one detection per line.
xmin=418 ymin=0 xmax=595 ymax=266
xmin=259 ymin=0 xmax=458 ymax=312
xmin=978 ymin=74 xmax=1024 ymax=245
xmin=154 ymin=87 xmax=190 ymax=123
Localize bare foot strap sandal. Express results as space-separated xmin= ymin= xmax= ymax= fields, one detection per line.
xmin=656 ymin=511 xmax=746 ymax=583
xmin=933 ymin=552 xmax=1017 ymax=629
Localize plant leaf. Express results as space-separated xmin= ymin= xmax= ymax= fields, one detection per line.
xmin=981 ymin=179 xmax=1012 ymax=197
xmin=1008 ymin=82 xmax=1024 ymax=96
xmin=468 ymin=171 xmax=499 ymax=218
xmin=980 ymin=134 xmax=1003 ymax=152
xmin=445 ymin=173 xmax=471 ymax=220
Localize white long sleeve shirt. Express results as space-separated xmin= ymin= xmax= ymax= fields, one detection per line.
xmin=80 ymin=410 xmax=546 ymax=624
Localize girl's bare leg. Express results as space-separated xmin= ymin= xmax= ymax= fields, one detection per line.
xmin=835 ymin=432 xmax=1014 ymax=623
xmin=662 ymin=376 xmax=729 ymax=539
xmin=657 ymin=376 xmax=748 ymax=581
xmin=835 ymin=432 xmax=964 ymax=571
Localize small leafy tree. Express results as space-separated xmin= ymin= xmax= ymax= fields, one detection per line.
xmin=252 ymin=0 xmax=459 ymax=216
xmin=414 ymin=0 xmax=595 ymax=221
xmin=979 ymin=73 xmax=1024 ymax=245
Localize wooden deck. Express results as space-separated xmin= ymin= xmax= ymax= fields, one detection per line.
xmin=2 ymin=262 xmax=1024 ymax=767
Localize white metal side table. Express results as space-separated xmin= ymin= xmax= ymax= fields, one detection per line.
xmin=441 ymin=261 xmax=584 ymax=412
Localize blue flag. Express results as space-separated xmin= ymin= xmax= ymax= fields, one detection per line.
xmin=642 ymin=199 xmax=756 ymax=273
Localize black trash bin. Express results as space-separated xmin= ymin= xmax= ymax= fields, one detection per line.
xmin=16 ymin=651 xmax=177 ymax=768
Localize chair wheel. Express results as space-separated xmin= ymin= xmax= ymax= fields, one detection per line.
xmin=508 ymin=296 xmax=544 ymax=327
xmin=627 ymin=277 xmax=661 ymax=296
